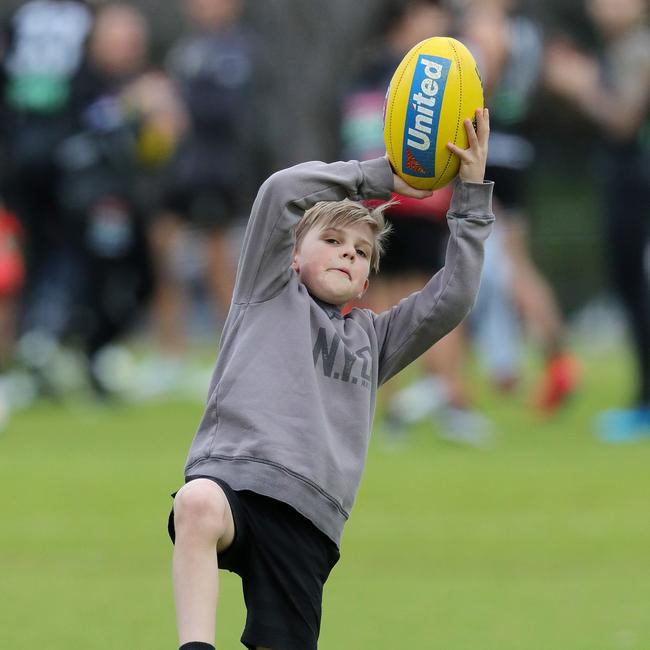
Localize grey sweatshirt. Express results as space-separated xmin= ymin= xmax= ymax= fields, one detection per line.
xmin=184 ymin=157 xmax=494 ymax=546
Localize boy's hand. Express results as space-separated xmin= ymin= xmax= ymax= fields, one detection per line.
xmin=446 ymin=107 xmax=490 ymax=183
xmin=393 ymin=174 xmax=434 ymax=198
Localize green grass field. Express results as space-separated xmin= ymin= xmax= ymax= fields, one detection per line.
xmin=1 ymin=345 xmax=649 ymax=649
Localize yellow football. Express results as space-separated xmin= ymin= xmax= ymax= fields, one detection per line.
xmin=384 ymin=36 xmax=484 ymax=190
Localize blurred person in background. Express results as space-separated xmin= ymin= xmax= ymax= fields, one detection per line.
xmin=1 ymin=1 xmax=185 ymax=403
xmin=144 ymin=0 xmax=257 ymax=397
xmin=56 ymin=2 xmax=185 ymax=398
xmin=341 ymin=0 xmax=495 ymax=446
xmin=545 ymin=0 xmax=650 ymax=441
xmin=0 ymin=0 xmax=94 ymax=409
xmin=462 ymin=0 xmax=581 ymax=413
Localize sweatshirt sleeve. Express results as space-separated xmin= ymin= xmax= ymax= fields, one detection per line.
xmin=233 ymin=157 xmax=393 ymax=304
xmin=371 ymin=179 xmax=495 ymax=386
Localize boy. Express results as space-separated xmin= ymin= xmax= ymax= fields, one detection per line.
xmin=169 ymin=108 xmax=492 ymax=650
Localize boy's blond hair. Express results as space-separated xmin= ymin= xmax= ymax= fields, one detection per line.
xmin=294 ymin=199 xmax=393 ymax=273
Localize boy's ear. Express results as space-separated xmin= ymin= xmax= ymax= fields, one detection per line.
xmin=357 ymin=278 xmax=369 ymax=299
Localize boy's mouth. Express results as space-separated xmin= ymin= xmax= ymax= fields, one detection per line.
xmin=331 ymin=268 xmax=351 ymax=280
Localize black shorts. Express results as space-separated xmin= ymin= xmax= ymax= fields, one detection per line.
xmin=168 ymin=476 xmax=340 ymax=650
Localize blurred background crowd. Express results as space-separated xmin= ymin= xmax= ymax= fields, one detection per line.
xmin=0 ymin=0 xmax=648 ymax=442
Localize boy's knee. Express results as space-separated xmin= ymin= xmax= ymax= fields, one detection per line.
xmin=173 ymin=479 xmax=231 ymax=541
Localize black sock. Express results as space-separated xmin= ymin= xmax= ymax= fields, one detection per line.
xmin=179 ymin=643 xmax=215 ymax=650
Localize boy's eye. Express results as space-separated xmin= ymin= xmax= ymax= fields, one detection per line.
xmin=325 ymin=238 xmax=339 ymax=244
xmin=356 ymin=249 xmax=368 ymax=257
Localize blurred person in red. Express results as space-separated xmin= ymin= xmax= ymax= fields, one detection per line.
xmin=0 ymin=205 xmax=24 ymax=358
xmin=341 ymin=0 xmax=495 ymax=446
xmin=0 ymin=203 xmax=25 ymax=427
xmin=146 ymin=0 xmax=257 ymax=396
xmin=545 ymin=0 xmax=650 ymax=441
xmin=462 ymin=0 xmax=581 ymax=413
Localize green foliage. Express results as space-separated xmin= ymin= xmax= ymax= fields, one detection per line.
xmin=1 ymin=347 xmax=649 ymax=649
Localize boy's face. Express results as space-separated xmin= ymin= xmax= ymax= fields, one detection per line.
xmin=292 ymin=222 xmax=373 ymax=307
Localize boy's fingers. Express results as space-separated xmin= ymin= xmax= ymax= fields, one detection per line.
xmin=450 ymin=108 xmax=488 ymax=157
xmin=447 ymin=141 xmax=470 ymax=160
xmin=393 ymin=174 xmax=433 ymax=198
xmin=477 ymin=107 xmax=490 ymax=145
xmin=464 ymin=117 xmax=479 ymax=148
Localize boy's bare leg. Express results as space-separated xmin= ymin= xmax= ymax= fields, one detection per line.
xmin=173 ymin=479 xmax=236 ymax=645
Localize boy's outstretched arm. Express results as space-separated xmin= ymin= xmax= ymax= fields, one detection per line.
xmin=372 ymin=109 xmax=493 ymax=384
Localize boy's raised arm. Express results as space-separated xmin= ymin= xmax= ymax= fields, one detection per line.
xmin=372 ymin=178 xmax=494 ymax=385
xmin=232 ymin=158 xmax=393 ymax=304
xmin=372 ymin=108 xmax=493 ymax=384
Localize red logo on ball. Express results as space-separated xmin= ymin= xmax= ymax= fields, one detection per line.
xmin=405 ymin=149 xmax=426 ymax=175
